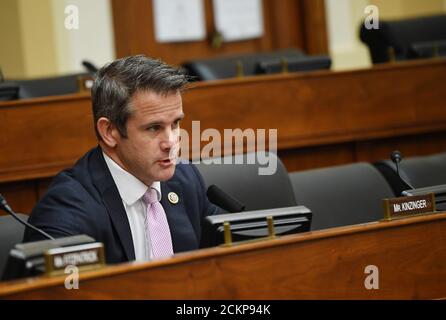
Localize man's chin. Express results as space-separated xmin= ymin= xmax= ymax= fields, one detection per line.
xmin=156 ymin=164 xmax=176 ymax=181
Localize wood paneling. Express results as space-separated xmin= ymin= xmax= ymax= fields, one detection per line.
xmin=278 ymin=143 xmax=356 ymax=172
xmin=182 ymin=59 xmax=446 ymax=159
xmin=356 ymin=132 xmax=446 ymax=163
xmin=300 ymin=0 xmax=329 ymax=54
xmin=0 ymin=94 xmax=97 ymax=183
xmin=1 ymin=59 xmax=445 ymax=211
xmin=0 ymin=181 xmax=37 ymax=215
xmin=268 ymin=0 xmax=305 ymax=49
xmin=1 ymin=212 xmax=446 ymax=299
xmin=111 ymin=0 xmax=328 ymax=65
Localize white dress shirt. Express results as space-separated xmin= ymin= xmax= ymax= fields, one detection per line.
xmin=103 ymin=152 xmax=161 ymax=261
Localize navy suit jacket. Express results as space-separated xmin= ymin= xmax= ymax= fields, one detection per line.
xmin=23 ymin=146 xmax=220 ymax=263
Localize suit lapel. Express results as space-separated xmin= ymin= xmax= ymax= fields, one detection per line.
xmin=89 ymin=147 xmax=135 ymax=261
xmin=161 ymin=180 xmax=199 ymax=252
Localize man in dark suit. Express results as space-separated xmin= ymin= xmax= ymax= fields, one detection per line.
xmin=23 ymin=55 xmax=220 ymax=263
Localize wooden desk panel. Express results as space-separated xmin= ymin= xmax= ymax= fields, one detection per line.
xmin=0 ymin=94 xmax=96 ymax=183
xmin=1 ymin=59 xmax=446 ymax=213
xmin=1 ymin=213 xmax=445 ymax=299
xmin=182 ymin=59 xmax=446 ymax=150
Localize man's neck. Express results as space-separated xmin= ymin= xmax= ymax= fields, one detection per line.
xmin=99 ymin=143 xmax=154 ymax=187
xmin=99 ymin=142 xmax=124 ymax=169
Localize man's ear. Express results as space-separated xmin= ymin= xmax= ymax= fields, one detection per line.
xmin=96 ymin=117 xmax=120 ymax=148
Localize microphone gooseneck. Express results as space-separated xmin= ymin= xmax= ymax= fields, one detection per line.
xmin=0 ymin=194 xmax=55 ymax=240
xmin=390 ymin=150 xmax=414 ymax=190
xmin=391 ymin=150 xmax=402 ymax=176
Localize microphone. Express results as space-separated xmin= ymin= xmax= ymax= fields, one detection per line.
xmin=0 ymin=193 xmax=55 ymax=240
xmin=207 ymin=185 xmax=246 ymax=213
xmin=1 ymin=195 xmax=105 ymax=280
xmin=82 ymin=60 xmax=99 ymax=73
xmin=390 ymin=150 xmax=414 ymax=190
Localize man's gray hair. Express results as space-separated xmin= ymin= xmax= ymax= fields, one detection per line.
xmin=91 ymin=55 xmax=188 ymax=139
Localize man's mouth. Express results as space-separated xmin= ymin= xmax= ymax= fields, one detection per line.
xmin=158 ymin=158 xmax=175 ymax=166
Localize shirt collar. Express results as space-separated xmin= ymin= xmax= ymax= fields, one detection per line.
xmin=102 ymin=151 xmax=161 ymax=205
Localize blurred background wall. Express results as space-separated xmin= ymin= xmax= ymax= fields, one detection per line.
xmin=0 ymin=0 xmax=115 ymax=78
xmin=1 ymin=0 xmax=445 ymax=79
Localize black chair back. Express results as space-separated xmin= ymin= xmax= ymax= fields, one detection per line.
xmin=0 ymin=214 xmax=28 ymax=279
xmin=290 ymin=163 xmax=394 ymax=230
xmin=182 ymin=48 xmax=305 ymax=80
xmin=374 ymin=152 xmax=446 ymax=196
xmin=360 ymin=14 xmax=446 ymax=63
xmin=195 ymin=152 xmax=296 ymax=212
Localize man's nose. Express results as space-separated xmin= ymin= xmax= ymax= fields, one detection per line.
xmin=160 ymin=127 xmax=179 ymax=151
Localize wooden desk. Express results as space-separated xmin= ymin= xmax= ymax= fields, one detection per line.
xmin=1 ymin=212 xmax=446 ymax=299
xmin=1 ymin=59 xmax=446 ymax=213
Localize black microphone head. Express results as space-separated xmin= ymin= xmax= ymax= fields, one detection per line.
xmin=391 ymin=150 xmax=402 ymax=164
xmin=0 ymin=193 xmax=11 ymax=212
xmin=82 ymin=60 xmax=98 ymax=73
xmin=207 ymin=185 xmax=245 ymax=213
xmin=389 ymin=150 xmax=414 ymax=190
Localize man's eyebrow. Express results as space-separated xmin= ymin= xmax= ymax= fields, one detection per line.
xmin=175 ymin=113 xmax=185 ymax=121
xmin=141 ymin=114 xmax=185 ymax=128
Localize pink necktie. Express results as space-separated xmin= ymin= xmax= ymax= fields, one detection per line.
xmin=142 ymin=188 xmax=174 ymax=258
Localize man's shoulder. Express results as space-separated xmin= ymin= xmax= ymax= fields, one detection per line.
xmin=42 ymin=147 xmax=102 ymax=202
xmin=25 ymin=153 xmax=104 ymax=241
xmin=171 ymin=161 xmax=203 ymax=185
xmin=47 ymin=169 xmax=92 ymax=196
xmin=27 ymin=148 xmax=106 ymax=234
xmin=36 ymin=172 xmax=100 ymax=220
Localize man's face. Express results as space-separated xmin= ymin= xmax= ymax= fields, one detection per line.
xmin=114 ymin=90 xmax=184 ymax=186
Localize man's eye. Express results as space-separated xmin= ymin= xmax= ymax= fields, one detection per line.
xmin=148 ymin=125 xmax=160 ymax=132
xmin=172 ymin=120 xmax=180 ymax=129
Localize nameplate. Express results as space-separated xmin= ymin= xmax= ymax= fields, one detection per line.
xmin=44 ymin=242 xmax=105 ymax=276
xmin=383 ymin=193 xmax=436 ymax=221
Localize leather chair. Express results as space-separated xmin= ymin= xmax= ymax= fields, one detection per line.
xmin=374 ymin=152 xmax=446 ymax=196
xmin=0 ymin=82 xmax=19 ymax=101
xmin=0 ymin=214 xmax=28 ymax=279
xmin=360 ymin=14 xmax=446 ymax=63
xmin=289 ymin=163 xmax=395 ymax=231
xmin=409 ymin=40 xmax=446 ymax=59
xmin=255 ymin=55 xmax=331 ymax=75
xmin=195 ymin=152 xmax=297 ymax=212
xmin=182 ymin=48 xmax=311 ymax=81
xmin=17 ymin=73 xmax=88 ymax=99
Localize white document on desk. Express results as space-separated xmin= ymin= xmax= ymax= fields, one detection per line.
xmin=213 ymin=0 xmax=264 ymax=42
xmin=153 ymin=0 xmax=206 ymax=43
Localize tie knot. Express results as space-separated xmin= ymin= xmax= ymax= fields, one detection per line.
xmin=143 ymin=188 xmax=158 ymax=205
